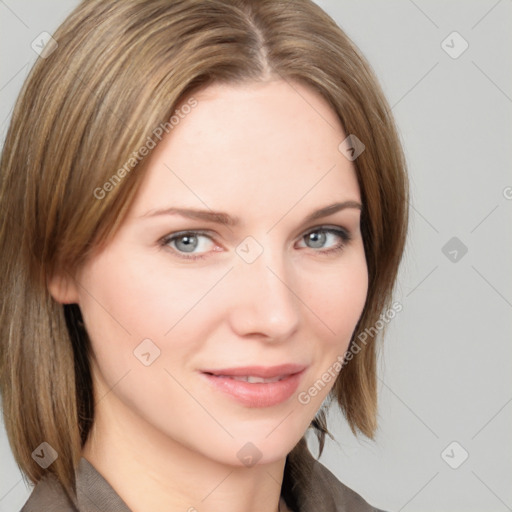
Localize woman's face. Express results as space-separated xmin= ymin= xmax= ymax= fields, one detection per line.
xmin=63 ymin=79 xmax=368 ymax=465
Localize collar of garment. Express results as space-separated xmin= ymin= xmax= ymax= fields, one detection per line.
xmin=21 ymin=437 xmax=384 ymax=512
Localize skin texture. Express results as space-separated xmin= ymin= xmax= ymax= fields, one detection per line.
xmin=49 ymin=79 xmax=368 ymax=512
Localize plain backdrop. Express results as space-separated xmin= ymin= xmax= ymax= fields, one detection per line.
xmin=1 ymin=1 xmax=511 ymax=511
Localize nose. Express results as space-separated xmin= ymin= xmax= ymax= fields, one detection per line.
xmin=227 ymin=243 xmax=301 ymax=341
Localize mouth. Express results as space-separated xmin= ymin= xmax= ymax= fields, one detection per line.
xmin=201 ymin=363 xmax=306 ymax=381
xmin=200 ymin=364 xmax=307 ymax=407
xmin=206 ymin=374 xmax=287 ymax=383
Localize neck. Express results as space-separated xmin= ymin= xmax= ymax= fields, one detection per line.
xmin=83 ymin=389 xmax=285 ymax=512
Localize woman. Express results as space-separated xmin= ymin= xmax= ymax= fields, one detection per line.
xmin=0 ymin=0 xmax=408 ymax=511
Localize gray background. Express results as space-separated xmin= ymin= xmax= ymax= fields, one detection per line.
xmin=1 ymin=1 xmax=511 ymax=511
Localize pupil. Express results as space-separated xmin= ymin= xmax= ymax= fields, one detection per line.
xmin=308 ymin=232 xmax=325 ymax=249
xmin=177 ymin=235 xmax=197 ymax=252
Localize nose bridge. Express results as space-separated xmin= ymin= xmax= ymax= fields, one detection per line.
xmin=228 ymin=235 xmax=300 ymax=338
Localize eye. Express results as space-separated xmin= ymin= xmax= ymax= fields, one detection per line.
xmin=297 ymin=226 xmax=351 ymax=255
xmin=160 ymin=231 xmax=217 ymax=260
xmin=159 ymin=225 xmax=352 ymax=261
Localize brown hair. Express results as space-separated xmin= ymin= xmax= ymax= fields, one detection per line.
xmin=0 ymin=0 xmax=408 ymax=497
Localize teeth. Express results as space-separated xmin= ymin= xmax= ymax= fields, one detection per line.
xmin=220 ymin=375 xmax=284 ymax=383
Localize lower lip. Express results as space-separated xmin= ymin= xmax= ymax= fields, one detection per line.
xmin=201 ymin=371 xmax=304 ymax=408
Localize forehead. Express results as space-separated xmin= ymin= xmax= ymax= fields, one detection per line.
xmin=127 ymin=79 xmax=361 ymax=220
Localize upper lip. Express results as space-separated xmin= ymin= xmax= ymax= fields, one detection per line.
xmin=201 ymin=364 xmax=306 ymax=379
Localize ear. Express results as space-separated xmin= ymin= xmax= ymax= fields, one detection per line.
xmin=47 ymin=270 xmax=80 ymax=304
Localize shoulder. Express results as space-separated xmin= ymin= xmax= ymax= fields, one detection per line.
xmin=20 ymin=474 xmax=77 ymax=512
xmin=20 ymin=458 xmax=132 ymax=512
xmin=283 ymin=438 xmax=388 ymax=512
xmin=312 ymin=458 xmax=387 ymax=512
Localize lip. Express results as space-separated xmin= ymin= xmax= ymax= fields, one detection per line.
xmin=200 ymin=364 xmax=307 ymax=408
xmin=201 ymin=364 xmax=306 ymax=379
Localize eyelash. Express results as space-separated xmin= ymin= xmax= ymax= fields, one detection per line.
xmin=159 ymin=226 xmax=352 ymax=261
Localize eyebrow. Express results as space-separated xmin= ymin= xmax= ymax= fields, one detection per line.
xmin=138 ymin=200 xmax=362 ymax=227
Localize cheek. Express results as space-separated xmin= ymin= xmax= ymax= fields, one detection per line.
xmin=302 ymin=247 xmax=368 ymax=348
xmin=293 ymin=250 xmax=368 ymax=411
xmin=77 ymin=247 xmax=214 ymax=338
xmin=75 ymin=248 xmax=230 ymax=386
